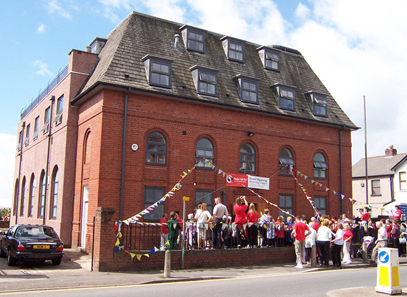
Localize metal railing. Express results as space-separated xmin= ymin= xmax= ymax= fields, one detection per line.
xmin=20 ymin=65 xmax=68 ymax=120
xmin=121 ymin=223 xmax=163 ymax=252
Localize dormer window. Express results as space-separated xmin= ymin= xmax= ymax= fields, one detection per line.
xmin=234 ymin=75 xmax=259 ymax=104
xmin=190 ymin=66 xmax=218 ymax=97
xmin=89 ymin=37 xmax=107 ymax=54
xmin=142 ymin=55 xmax=172 ymax=89
xmin=305 ymin=92 xmax=328 ymax=117
xmin=272 ymin=84 xmax=296 ymax=111
xmin=180 ymin=25 xmax=206 ymax=53
xmin=265 ymin=50 xmax=280 ymax=71
xmin=257 ymin=46 xmax=280 ymax=71
xmin=221 ymin=37 xmax=245 ymax=62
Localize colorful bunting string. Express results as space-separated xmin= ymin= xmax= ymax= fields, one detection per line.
xmin=292 ymin=168 xmax=385 ymax=212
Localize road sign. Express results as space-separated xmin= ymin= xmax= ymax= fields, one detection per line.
xmin=376 ymin=248 xmax=402 ymax=295
xmin=379 ymin=251 xmax=389 ymax=264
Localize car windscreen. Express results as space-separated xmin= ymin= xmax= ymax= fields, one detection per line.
xmin=15 ymin=226 xmax=59 ymax=239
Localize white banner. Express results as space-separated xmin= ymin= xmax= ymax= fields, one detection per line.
xmin=248 ymin=175 xmax=269 ymax=190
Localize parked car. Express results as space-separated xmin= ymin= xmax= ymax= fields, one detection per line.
xmin=0 ymin=225 xmax=64 ymax=266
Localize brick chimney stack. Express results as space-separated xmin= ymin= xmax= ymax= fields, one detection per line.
xmin=385 ymin=145 xmax=397 ymax=157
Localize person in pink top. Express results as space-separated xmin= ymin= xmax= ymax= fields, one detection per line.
xmin=246 ymin=203 xmax=259 ymax=248
xmin=291 ymin=216 xmax=310 ymax=268
xmin=392 ymin=205 xmax=402 ymax=222
xmin=233 ymin=196 xmax=248 ymax=248
xmin=342 ymin=223 xmax=353 ymax=264
xmin=311 ymin=217 xmax=320 ymax=232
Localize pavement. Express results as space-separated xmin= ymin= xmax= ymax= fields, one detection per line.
xmin=1 ymin=248 xmax=407 ymax=295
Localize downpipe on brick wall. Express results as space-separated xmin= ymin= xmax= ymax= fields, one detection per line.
xmin=119 ymin=87 xmax=131 ymax=221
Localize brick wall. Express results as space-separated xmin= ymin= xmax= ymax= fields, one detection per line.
xmin=99 ymin=247 xmax=296 ymax=272
xmin=75 ymin=87 xmax=353 ymax=267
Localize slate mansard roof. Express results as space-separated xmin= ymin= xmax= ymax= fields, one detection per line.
xmin=72 ymin=11 xmax=357 ymax=130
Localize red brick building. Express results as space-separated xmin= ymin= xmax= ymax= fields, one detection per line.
xmin=12 ymin=12 xmax=357 ymax=270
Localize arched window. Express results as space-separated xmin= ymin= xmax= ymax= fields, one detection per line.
xmin=279 ymin=147 xmax=295 ymax=175
xmin=196 ymin=137 xmax=214 ymax=168
xmin=13 ymin=179 xmax=19 ymax=216
xmin=84 ymin=131 xmax=91 ymax=164
xmin=20 ymin=177 xmax=26 ymax=216
xmin=28 ymin=174 xmax=35 ymax=217
xmin=38 ymin=170 xmax=46 ymax=218
xmin=240 ymin=143 xmax=256 ymax=173
xmin=314 ymin=152 xmax=328 ymax=179
xmin=145 ymin=131 xmax=167 ymax=165
xmin=51 ymin=167 xmax=59 ymax=219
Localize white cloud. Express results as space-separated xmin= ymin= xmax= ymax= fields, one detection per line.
xmin=33 ymin=60 xmax=54 ymax=77
xmin=98 ymin=0 xmax=133 ymax=23
xmin=140 ymin=0 xmax=186 ymax=23
xmin=0 ymin=133 xmax=16 ymax=208
xmin=46 ymin=0 xmax=72 ymax=19
xmin=93 ymin=0 xmax=407 ymax=163
xmin=295 ymin=2 xmax=310 ymax=20
xmin=37 ymin=24 xmax=46 ymax=33
xmin=185 ymin=0 xmax=288 ymax=45
xmin=288 ymin=0 xmax=407 ymax=162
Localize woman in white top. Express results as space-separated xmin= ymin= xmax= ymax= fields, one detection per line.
xmin=331 ymin=223 xmax=344 ymax=267
xmin=196 ymin=203 xmax=212 ymax=249
xmin=317 ymin=220 xmax=332 ymax=267
xmin=305 ymin=223 xmax=317 ymax=265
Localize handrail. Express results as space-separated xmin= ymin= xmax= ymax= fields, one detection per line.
xmin=20 ymin=65 xmax=68 ymax=120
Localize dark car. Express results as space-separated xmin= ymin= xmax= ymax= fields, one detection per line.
xmin=0 ymin=225 xmax=64 ymax=266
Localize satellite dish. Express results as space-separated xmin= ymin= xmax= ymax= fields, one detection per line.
xmin=131 ymin=144 xmax=138 ymax=151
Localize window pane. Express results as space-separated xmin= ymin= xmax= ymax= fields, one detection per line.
xmin=195 ymin=190 xmax=213 ymax=213
xmin=207 ymin=84 xmax=215 ymax=94
xmin=144 ymin=187 xmax=165 ymax=221
xmin=146 ymin=131 xmax=166 ymax=165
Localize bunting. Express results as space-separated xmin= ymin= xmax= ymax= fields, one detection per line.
xmin=292 ymin=168 xmax=384 ymax=212
xmin=114 ymin=160 xmax=202 ymax=260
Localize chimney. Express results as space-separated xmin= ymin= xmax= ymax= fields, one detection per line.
xmin=172 ymin=34 xmax=182 ymax=53
xmin=86 ymin=46 xmax=91 ymax=53
xmin=385 ymin=145 xmax=397 ymax=157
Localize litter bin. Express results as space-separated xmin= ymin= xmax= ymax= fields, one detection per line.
xmin=375 ymin=248 xmax=402 ymax=295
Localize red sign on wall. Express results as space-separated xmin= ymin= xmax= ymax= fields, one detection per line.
xmin=225 ymin=174 xmax=248 ymax=187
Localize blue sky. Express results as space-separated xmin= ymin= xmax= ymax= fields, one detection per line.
xmin=1 ymin=0 xmax=407 ymax=207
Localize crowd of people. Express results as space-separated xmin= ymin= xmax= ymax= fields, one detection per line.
xmin=158 ymin=197 xmax=406 ymax=269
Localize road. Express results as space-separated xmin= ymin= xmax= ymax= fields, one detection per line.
xmin=1 ymin=264 xmax=406 ymax=297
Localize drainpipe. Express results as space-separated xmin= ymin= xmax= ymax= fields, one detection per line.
xmin=339 ymin=127 xmax=344 ymax=215
xmin=43 ymin=96 xmax=55 ymax=225
xmin=15 ymin=122 xmax=26 ymax=224
xmin=119 ymin=88 xmax=131 ymax=220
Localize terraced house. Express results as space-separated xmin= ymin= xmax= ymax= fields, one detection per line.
xmin=12 ymin=11 xmax=357 ymax=271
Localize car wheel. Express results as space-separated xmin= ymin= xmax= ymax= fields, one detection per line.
xmin=52 ymin=257 xmax=62 ymax=265
xmin=0 ymin=247 xmax=6 ymax=258
xmin=7 ymin=249 xmax=17 ymax=266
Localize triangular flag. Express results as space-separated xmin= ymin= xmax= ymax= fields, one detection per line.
xmin=114 ymin=247 xmax=119 ymax=252
xmin=218 ymin=169 xmax=223 ymax=174
xmin=136 ymin=254 xmax=142 ymax=261
xmin=144 ymin=254 xmax=150 ymax=258
xmin=130 ymin=253 xmax=136 ymax=259
xmin=115 ymin=238 xmax=120 ymax=246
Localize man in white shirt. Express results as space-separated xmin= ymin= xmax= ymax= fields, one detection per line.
xmin=212 ymin=197 xmax=228 ymax=249
xmin=371 ymin=221 xmax=387 ymax=262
